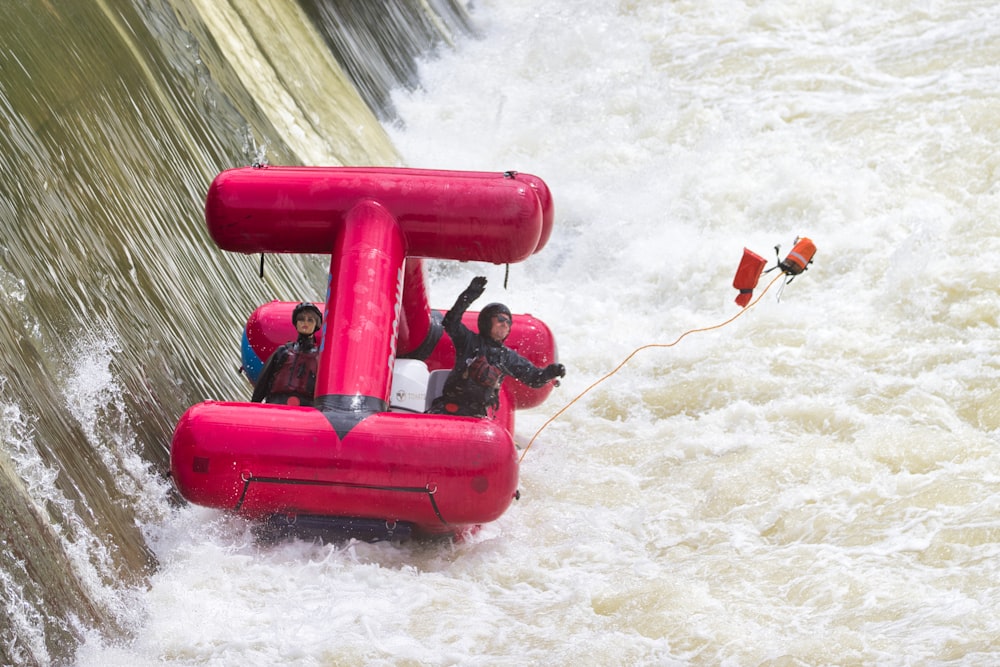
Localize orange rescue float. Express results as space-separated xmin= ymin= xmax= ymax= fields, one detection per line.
xmin=778 ymin=237 xmax=816 ymax=276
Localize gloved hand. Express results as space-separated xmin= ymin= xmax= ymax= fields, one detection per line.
xmin=460 ymin=276 xmax=487 ymax=303
xmin=543 ymin=363 xmax=566 ymax=381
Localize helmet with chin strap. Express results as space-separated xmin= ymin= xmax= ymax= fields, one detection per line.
xmin=477 ymin=303 xmax=512 ymax=337
xmin=292 ymin=302 xmax=323 ymax=330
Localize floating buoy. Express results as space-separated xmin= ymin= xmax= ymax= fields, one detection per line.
xmin=733 ymin=248 xmax=767 ymax=307
xmin=777 ymin=236 xmax=816 ymax=276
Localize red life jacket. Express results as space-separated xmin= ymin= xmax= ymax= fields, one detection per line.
xmin=467 ymin=355 xmax=503 ymax=389
xmin=268 ymin=345 xmax=318 ymax=405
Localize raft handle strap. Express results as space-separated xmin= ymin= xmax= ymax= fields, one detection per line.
xmin=234 ymin=474 xmax=450 ymax=525
xmin=235 ymin=475 xmax=252 ymax=511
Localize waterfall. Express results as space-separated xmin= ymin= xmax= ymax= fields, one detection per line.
xmin=0 ymin=1 xmax=471 ymax=663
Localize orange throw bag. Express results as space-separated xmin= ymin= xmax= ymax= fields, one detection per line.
xmin=733 ymin=248 xmax=767 ymax=307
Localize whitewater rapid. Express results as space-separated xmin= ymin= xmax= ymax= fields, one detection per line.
xmin=78 ymin=1 xmax=1000 ymax=664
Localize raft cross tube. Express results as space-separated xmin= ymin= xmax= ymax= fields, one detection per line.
xmin=205 ymin=167 xmax=553 ymax=264
xmin=170 ymin=402 xmax=519 ymax=534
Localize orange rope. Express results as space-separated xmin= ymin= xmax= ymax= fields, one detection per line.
xmin=518 ymin=272 xmax=784 ymax=462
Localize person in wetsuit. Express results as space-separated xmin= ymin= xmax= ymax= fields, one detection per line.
xmin=251 ymin=302 xmax=322 ymax=407
xmin=428 ymin=276 xmax=565 ymax=417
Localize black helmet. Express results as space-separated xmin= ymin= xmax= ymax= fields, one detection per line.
xmin=478 ymin=302 xmax=512 ymax=337
xmin=292 ymin=302 xmax=323 ymax=328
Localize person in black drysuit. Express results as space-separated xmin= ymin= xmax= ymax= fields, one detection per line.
xmin=251 ymin=302 xmax=323 ymax=407
xmin=428 ymin=276 xmax=565 ymax=418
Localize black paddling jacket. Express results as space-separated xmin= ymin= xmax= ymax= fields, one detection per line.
xmin=250 ymin=335 xmax=319 ymax=406
xmin=430 ymin=303 xmax=552 ymax=418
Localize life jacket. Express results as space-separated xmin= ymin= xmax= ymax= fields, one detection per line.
xmin=435 ymin=353 xmax=505 ymax=416
xmin=268 ymin=344 xmax=318 ymax=406
xmin=467 ymin=355 xmax=503 ymax=389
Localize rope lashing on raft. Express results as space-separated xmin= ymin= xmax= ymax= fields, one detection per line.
xmin=520 ymin=237 xmax=816 ymax=462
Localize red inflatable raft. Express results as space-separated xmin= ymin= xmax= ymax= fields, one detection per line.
xmin=170 ymin=167 xmax=559 ymax=540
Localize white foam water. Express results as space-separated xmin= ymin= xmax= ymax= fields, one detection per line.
xmin=78 ymin=1 xmax=1000 ymax=664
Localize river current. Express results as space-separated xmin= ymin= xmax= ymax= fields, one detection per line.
xmin=2 ymin=1 xmax=999 ymax=665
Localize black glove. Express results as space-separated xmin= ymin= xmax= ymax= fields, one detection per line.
xmin=460 ymin=276 xmax=487 ymax=304
xmin=543 ymin=363 xmax=566 ymax=381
